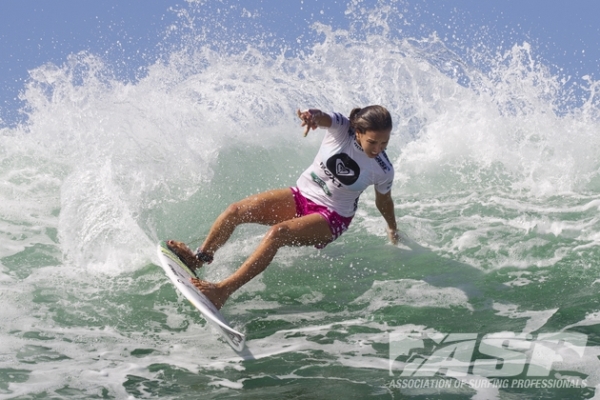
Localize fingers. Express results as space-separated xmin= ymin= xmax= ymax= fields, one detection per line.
xmin=297 ymin=108 xmax=319 ymax=137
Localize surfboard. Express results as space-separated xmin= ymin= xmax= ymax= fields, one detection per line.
xmin=156 ymin=241 xmax=246 ymax=352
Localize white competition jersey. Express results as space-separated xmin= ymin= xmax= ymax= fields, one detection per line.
xmin=296 ymin=112 xmax=394 ymax=218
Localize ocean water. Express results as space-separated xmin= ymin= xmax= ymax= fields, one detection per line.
xmin=2 ymin=1 xmax=600 ymax=399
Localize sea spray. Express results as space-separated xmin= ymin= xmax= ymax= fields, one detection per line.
xmin=1 ymin=1 xmax=600 ymax=398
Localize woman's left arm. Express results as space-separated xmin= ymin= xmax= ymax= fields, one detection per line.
xmin=375 ymin=189 xmax=399 ymax=245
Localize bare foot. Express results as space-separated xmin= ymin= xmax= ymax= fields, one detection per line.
xmin=167 ymin=240 xmax=204 ymax=274
xmin=190 ymin=278 xmax=230 ymax=310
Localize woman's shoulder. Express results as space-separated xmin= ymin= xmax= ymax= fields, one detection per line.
xmin=328 ymin=112 xmax=354 ymax=137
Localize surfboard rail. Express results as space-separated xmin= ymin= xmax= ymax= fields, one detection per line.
xmin=156 ymin=241 xmax=246 ymax=352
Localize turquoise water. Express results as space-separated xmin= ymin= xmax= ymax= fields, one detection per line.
xmin=2 ymin=2 xmax=600 ymax=399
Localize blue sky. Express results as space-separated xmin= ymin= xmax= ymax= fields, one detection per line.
xmin=1 ymin=0 xmax=599 ymax=125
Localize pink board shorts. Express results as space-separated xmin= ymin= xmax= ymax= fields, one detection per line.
xmin=290 ymin=187 xmax=353 ymax=248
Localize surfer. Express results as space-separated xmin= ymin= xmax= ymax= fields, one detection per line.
xmin=168 ymin=106 xmax=399 ymax=309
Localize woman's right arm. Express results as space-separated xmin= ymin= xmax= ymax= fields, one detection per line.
xmin=297 ymin=109 xmax=332 ymax=136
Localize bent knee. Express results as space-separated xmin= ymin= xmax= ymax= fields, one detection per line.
xmin=223 ymin=198 xmax=268 ymax=224
xmin=264 ymin=223 xmax=294 ymax=246
xmin=223 ymin=202 xmax=245 ymax=221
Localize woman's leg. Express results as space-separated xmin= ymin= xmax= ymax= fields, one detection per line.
xmin=192 ymin=212 xmax=333 ymax=309
xmin=168 ymin=188 xmax=298 ymax=271
xmin=200 ymin=188 xmax=298 ymax=256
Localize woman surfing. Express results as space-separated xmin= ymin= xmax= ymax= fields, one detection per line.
xmin=168 ymin=105 xmax=399 ymax=309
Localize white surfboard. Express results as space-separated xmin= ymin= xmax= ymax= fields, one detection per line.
xmin=156 ymin=241 xmax=246 ymax=352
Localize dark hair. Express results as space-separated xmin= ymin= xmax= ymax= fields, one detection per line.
xmin=349 ymin=105 xmax=392 ymax=134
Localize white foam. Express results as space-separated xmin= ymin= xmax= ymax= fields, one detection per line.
xmin=492 ymin=302 xmax=558 ymax=334
xmin=351 ymin=279 xmax=473 ymax=311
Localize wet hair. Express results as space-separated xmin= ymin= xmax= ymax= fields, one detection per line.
xmin=349 ymin=105 xmax=392 ymax=134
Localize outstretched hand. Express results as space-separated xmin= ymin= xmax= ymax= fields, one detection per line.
xmin=297 ymin=109 xmax=323 ymax=137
